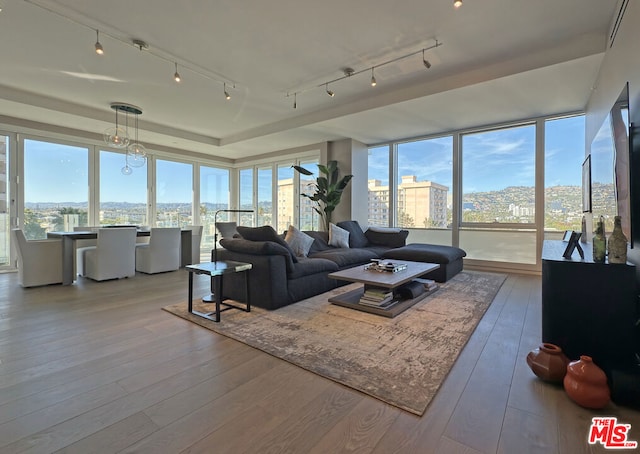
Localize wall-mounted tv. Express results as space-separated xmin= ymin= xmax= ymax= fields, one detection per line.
xmin=590 ymin=82 xmax=631 ymax=244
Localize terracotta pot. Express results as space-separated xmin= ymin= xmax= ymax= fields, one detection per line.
xmin=526 ymin=343 xmax=570 ymax=383
xmin=563 ymin=355 xmax=610 ymax=409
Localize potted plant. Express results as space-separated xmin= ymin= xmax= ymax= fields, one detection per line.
xmin=292 ymin=160 xmax=353 ymax=231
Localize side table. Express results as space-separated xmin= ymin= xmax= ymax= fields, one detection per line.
xmin=186 ymin=261 xmax=252 ymax=322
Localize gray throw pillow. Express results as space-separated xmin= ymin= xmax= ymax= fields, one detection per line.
xmin=337 ymin=220 xmax=369 ymax=248
xmin=328 ymin=223 xmax=350 ymax=248
xmin=285 ymin=225 xmax=315 ymax=257
xmin=236 ymin=225 xmax=298 ymax=263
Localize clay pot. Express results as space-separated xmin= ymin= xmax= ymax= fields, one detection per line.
xmin=526 ymin=343 xmax=570 ymax=383
xmin=563 ymin=355 xmax=610 ymax=409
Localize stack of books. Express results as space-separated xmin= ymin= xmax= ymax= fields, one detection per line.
xmin=359 ymin=287 xmax=399 ymax=308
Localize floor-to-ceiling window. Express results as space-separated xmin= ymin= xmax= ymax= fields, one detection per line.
xmin=257 ymin=166 xmax=273 ymax=227
xmin=0 ymin=134 xmax=9 ymax=266
xmin=367 ymin=145 xmax=391 ymax=227
xmin=200 ymin=165 xmax=230 ymax=252
xmin=99 ymin=150 xmax=148 ymax=226
xmin=239 ymin=168 xmax=254 ymax=226
xmin=155 ymin=159 xmax=193 ymax=227
xmin=298 ymin=158 xmax=319 ymax=230
xmin=460 ymin=123 xmax=536 ymax=263
xmin=397 ymin=137 xmax=453 ymax=229
xmin=544 ymin=115 xmax=585 ymax=234
xmin=23 ymin=139 xmax=89 ymax=239
xmin=277 ymin=164 xmax=294 ymax=233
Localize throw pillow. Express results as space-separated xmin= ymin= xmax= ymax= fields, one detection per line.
xmin=328 ymin=223 xmax=350 ymax=248
xmin=337 ymin=220 xmax=369 ymax=248
xmin=285 ymin=225 xmax=315 ymax=257
xmin=236 ymin=225 xmax=298 ymax=263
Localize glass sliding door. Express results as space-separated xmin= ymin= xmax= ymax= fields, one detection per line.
xmin=23 ymin=139 xmax=89 ymax=239
xmin=200 ymin=165 xmax=229 ymax=254
xmin=155 ymin=159 xmax=193 ymax=227
xmin=99 ymin=150 xmax=148 ymax=226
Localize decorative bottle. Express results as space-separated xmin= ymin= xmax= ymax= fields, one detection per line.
xmin=608 ymin=215 xmax=628 ymax=264
xmin=592 ymin=216 xmax=606 ymax=263
xmin=526 ymin=342 xmax=570 ymax=383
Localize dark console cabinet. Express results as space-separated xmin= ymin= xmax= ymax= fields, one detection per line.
xmin=542 ymin=240 xmax=638 ymax=373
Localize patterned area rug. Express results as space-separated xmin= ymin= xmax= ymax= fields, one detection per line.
xmin=163 ymin=270 xmax=507 ymax=415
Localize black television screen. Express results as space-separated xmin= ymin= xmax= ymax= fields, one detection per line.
xmin=590 ymin=82 xmax=631 ymax=243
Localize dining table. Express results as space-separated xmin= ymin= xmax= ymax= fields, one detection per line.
xmin=47 ymin=228 xmax=193 ymax=285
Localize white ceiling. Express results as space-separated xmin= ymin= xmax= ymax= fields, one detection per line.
xmin=0 ymin=0 xmax=617 ymax=160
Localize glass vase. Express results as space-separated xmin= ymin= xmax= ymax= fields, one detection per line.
xmin=608 ymin=215 xmax=628 ymax=264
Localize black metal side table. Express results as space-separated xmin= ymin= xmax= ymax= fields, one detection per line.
xmin=186 ymin=260 xmax=252 ymax=322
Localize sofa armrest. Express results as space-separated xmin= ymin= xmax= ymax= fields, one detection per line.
xmin=215 ymin=247 xmax=292 ymax=309
xmin=364 ymin=229 xmax=409 ymax=248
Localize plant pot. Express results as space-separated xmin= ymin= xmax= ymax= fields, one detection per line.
xmin=526 ymin=342 xmax=570 ymax=383
xmin=563 ymin=355 xmax=610 ymax=409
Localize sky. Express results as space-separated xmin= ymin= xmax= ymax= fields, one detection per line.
xmin=368 ymin=115 xmax=589 ymax=193
xmin=23 ymin=114 xmax=617 ymax=204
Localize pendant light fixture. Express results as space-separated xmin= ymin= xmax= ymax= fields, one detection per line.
xmin=325 ymin=83 xmax=335 ymax=97
xmin=104 ymin=103 xmax=130 ymax=148
xmin=370 ymin=68 xmax=377 ymax=87
xmin=174 ymin=62 xmax=181 ymax=82
xmin=126 ymin=108 xmax=147 ymax=169
xmin=104 ymin=103 xmax=145 ymax=174
xmin=224 ymin=82 xmax=231 ymax=100
xmin=94 ymin=30 xmax=104 ymax=55
xmin=454 ymin=0 xmax=462 ymax=8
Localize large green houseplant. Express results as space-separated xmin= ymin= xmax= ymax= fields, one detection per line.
xmin=293 ymin=160 xmax=353 ymax=231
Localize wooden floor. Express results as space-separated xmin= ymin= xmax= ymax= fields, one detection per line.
xmin=1 ymin=270 xmax=639 ymax=453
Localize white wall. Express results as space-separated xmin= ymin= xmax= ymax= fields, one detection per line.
xmin=586 ymin=0 xmax=640 ymax=274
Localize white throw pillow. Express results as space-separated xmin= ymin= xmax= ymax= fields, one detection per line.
xmin=328 ymin=223 xmax=350 ymax=248
xmin=367 ymin=226 xmax=402 ymax=233
xmin=285 ymin=225 xmax=315 ymax=257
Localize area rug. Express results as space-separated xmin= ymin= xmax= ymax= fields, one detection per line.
xmin=162 ymin=270 xmax=507 ymax=416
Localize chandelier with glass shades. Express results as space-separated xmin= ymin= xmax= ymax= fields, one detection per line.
xmin=104 ymin=103 xmax=147 ymax=175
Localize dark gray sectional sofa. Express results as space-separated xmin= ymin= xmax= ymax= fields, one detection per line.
xmin=215 ymin=220 xmax=465 ymax=310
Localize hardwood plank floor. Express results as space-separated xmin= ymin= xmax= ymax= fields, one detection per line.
xmin=0 ymin=270 xmax=639 ymax=453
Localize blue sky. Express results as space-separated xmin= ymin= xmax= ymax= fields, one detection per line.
xmin=24 ymin=115 xmax=593 ymax=203
xmin=369 ymin=115 xmax=587 ymax=193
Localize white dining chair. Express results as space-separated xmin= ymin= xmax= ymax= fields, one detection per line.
xmin=11 ymin=228 xmax=63 ymax=288
xmin=78 ymin=227 xmax=137 ymax=281
xmin=185 ymin=225 xmax=203 ymax=264
xmin=135 ymin=227 xmax=181 ymax=274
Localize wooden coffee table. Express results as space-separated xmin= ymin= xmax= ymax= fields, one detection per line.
xmin=328 ymin=260 xmax=440 ymax=317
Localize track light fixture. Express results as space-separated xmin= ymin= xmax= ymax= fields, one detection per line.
xmin=94 ymin=29 xmax=104 ymax=55
xmin=173 ymin=62 xmax=181 ymax=82
xmin=422 ymin=49 xmax=431 ymax=69
xmin=293 ymin=92 xmax=297 ymax=109
xmin=454 ymin=0 xmax=462 ymax=8
xmin=326 ymin=83 xmax=334 ymax=97
xmin=289 ymin=39 xmax=442 ymax=106
xmin=224 ymin=82 xmax=231 ymax=100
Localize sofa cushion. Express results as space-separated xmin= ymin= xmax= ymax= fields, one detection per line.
xmin=220 ymin=238 xmax=295 ymax=272
xmin=236 ymin=225 xmax=298 ymax=263
xmin=382 ymin=243 xmax=467 ymax=264
xmin=329 ymin=223 xmax=350 ymax=248
xmin=309 ymin=247 xmax=379 ymax=268
xmin=364 ymin=228 xmax=409 ymax=248
xmin=287 ymin=257 xmax=339 ymax=279
xmin=337 ymin=220 xmax=369 ymax=248
xmin=285 ymin=225 xmax=315 ymax=257
xmin=304 ymin=231 xmax=332 ymax=254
